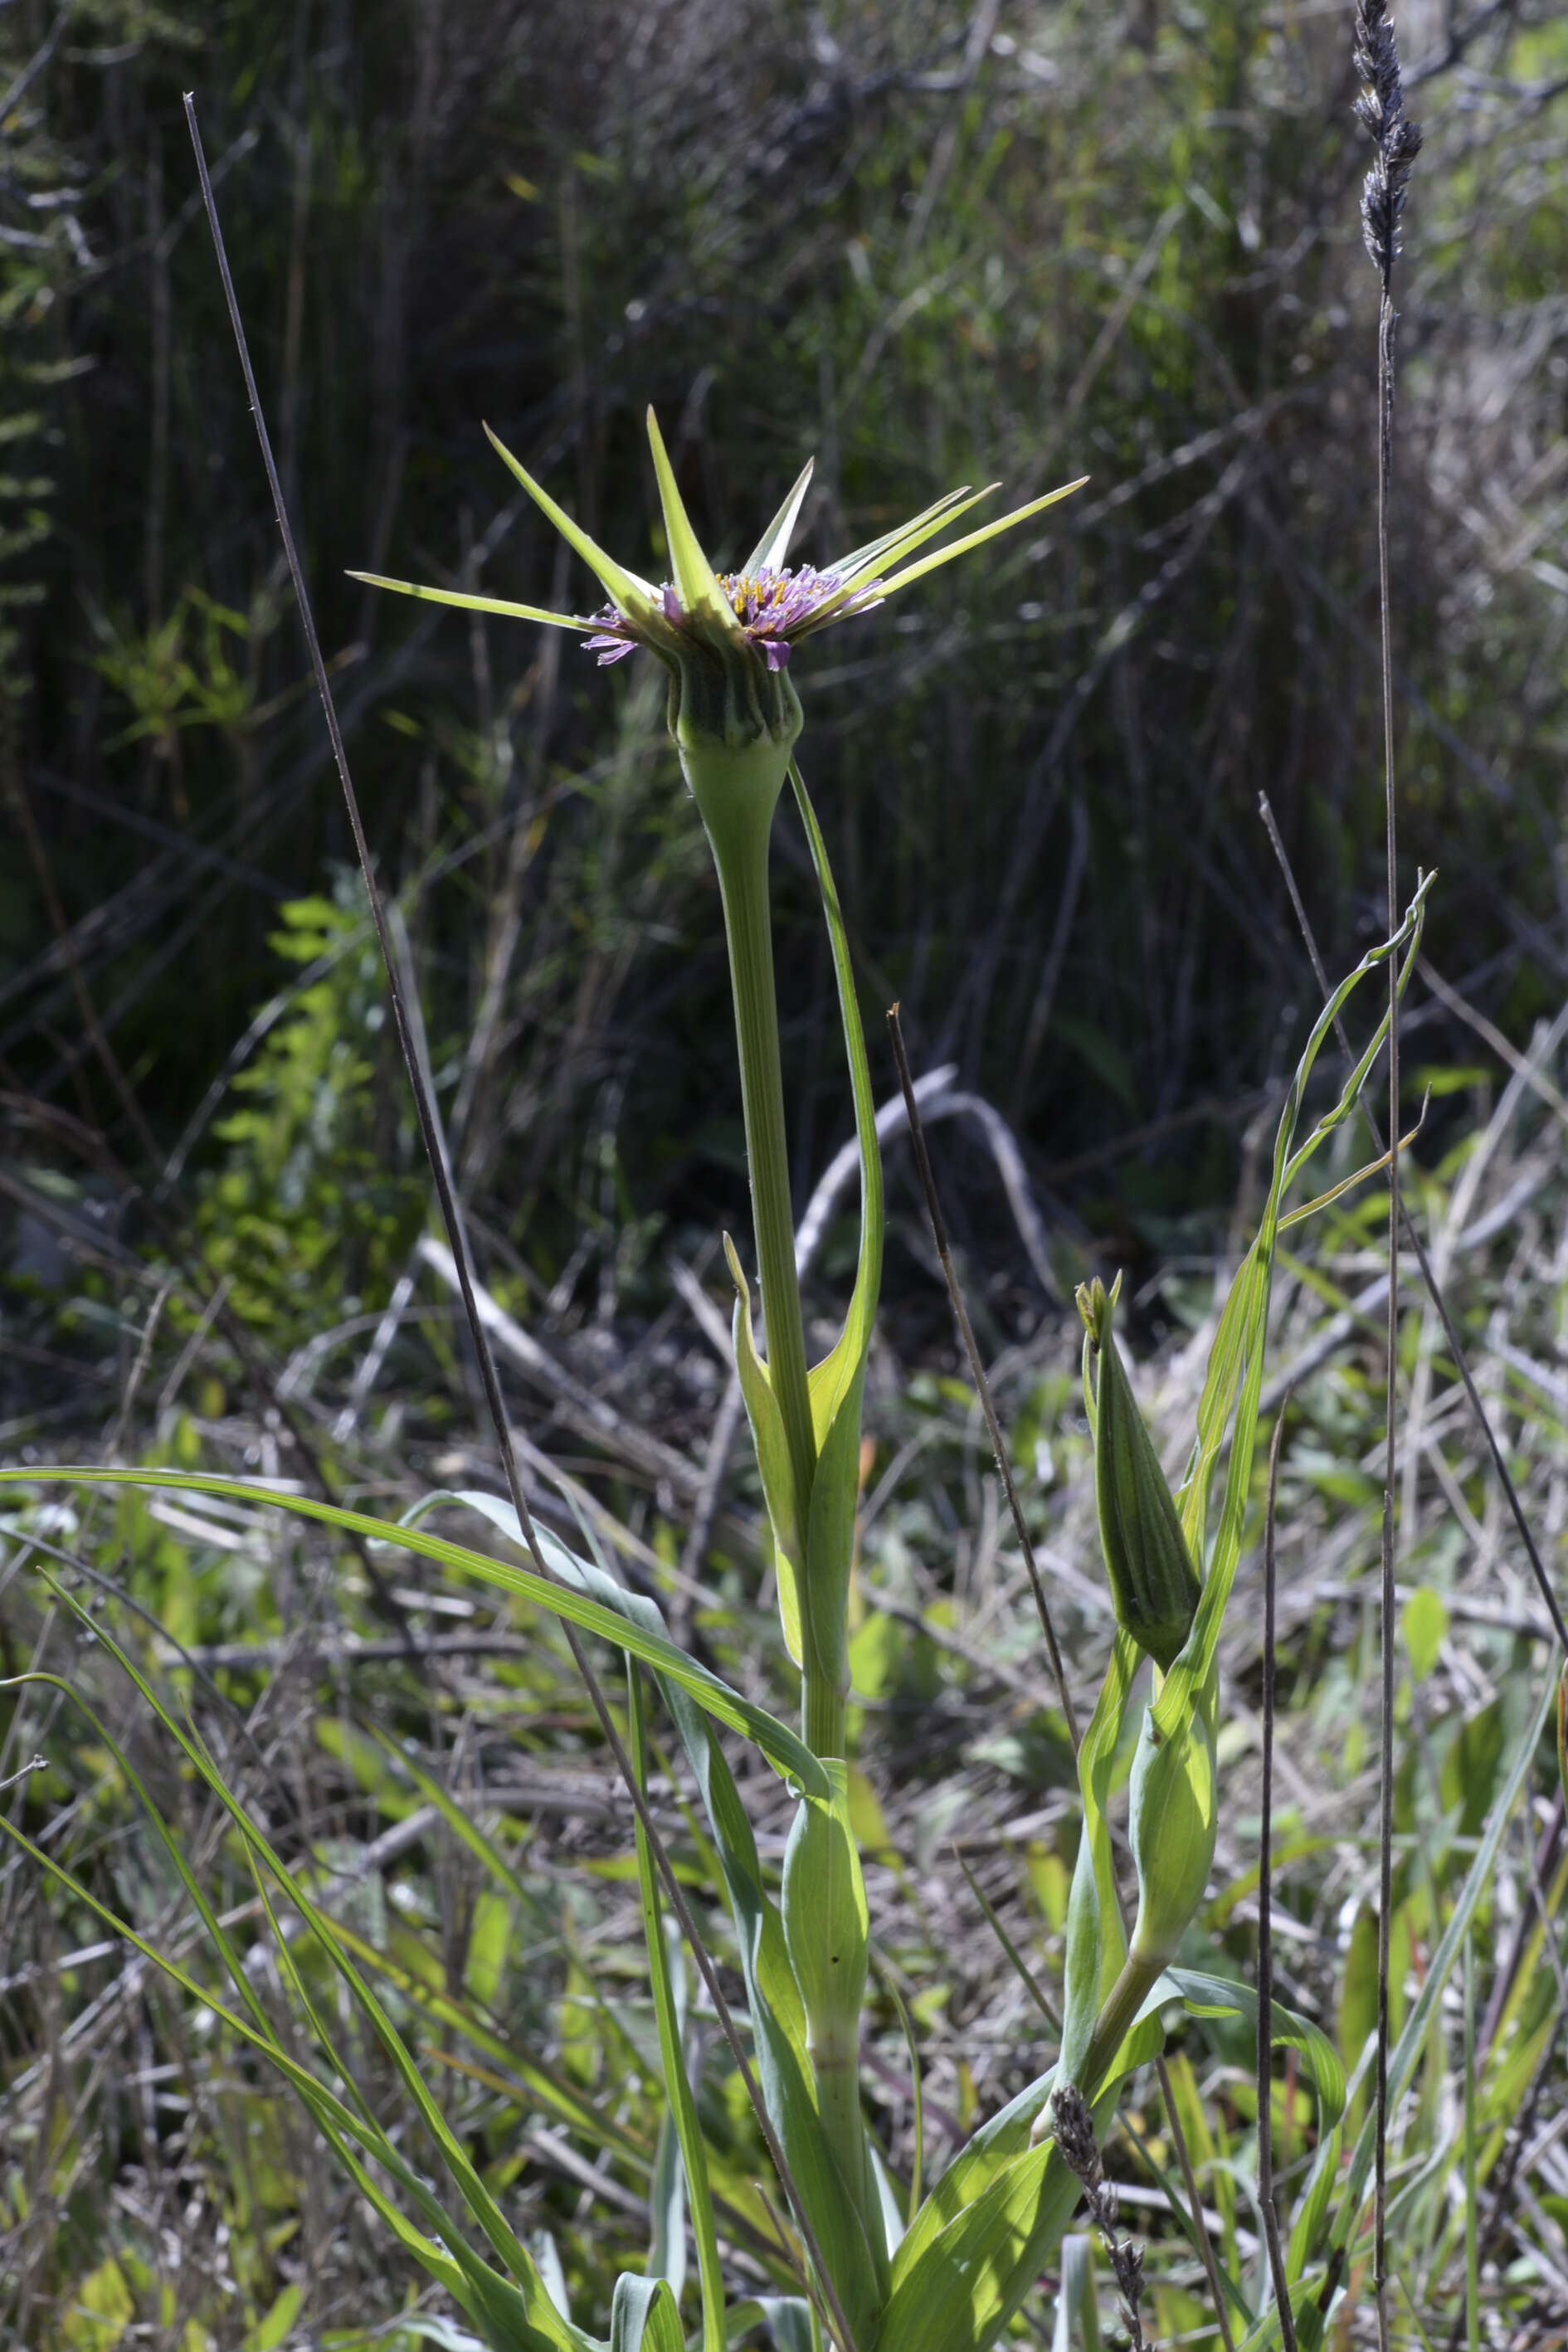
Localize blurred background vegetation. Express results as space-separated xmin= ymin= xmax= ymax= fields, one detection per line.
xmin=4 ymin=0 xmax=1566 ymax=1341
xmin=5 ymin=2 xmax=1568 ymax=2345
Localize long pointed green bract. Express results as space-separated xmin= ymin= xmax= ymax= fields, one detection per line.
xmin=874 ymin=477 xmax=1088 ymax=597
xmin=482 ymin=421 xmax=666 ymax=626
xmin=745 ymin=457 xmax=816 ymax=576
xmin=825 ymin=486 xmax=979 ymax=583
xmin=345 ymin=571 xmax=591 ymax=630
xmin=812 ymin=487 xmax=1001 ymax=619
xmin=645 ymin=405 xmax=738 ymax=634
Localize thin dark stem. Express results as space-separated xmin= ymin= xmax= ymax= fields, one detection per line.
xmin=1258 ymin=1405 xmax=1298 ymax=2352
xmin=1373 ymin=280 xmax=1400 ymax=2351
xmin=886 ymin=1005 xmax=1235 ymax=2345
xmin=1156 ymin=2050 xmax=1236 ymax=2352
xmin=884 ymin=1005 xmax=1079 ymax=1748
xmin=952 ymin=1840 xmax=1060 ymax=2030
xmin=1259 ymin=796 xmax=1567 ymax=1659
xmin=183 ymin=96 xmax=855 ymax=2352
xmin=1351 ymin=16 xmax=1424 ymax=2320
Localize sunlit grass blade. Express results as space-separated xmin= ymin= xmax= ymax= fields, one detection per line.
xmin=0 ymin=1681 xmax=553 ymax=2349
xmin=324 ymin=1915 xmax=647 ymax=2161
xmin=1157 ymin=874 xmax=1434 ymax=1742
xmin=0 ymin=1466 xmax=828 ymax=1795
xmin=24 ymin=1582 xmax=597 ymax=2348
xmin=1277 ymin=1103 xmax=1428 ymax=1232
xmin=629 ymin=1660 xmax=727 ymax=2352
xmin=364 ymin=1719 xmax=548 ymax=1919
xmin=881 ymin=1972 xmax=925 ymax=2228
xmin=1051 ymin=2237 xmax=1099 ymax=2352
xmin=1325 ymin=1667 xmax=1556 ymax=2298
xmin=416 ymin=1482 xmax=884 ymax=2348
xmin=953 ymin=1844 xmax=1059 ymax=2030
xmin=610 ymin=2274 xmax=684 ymax=2352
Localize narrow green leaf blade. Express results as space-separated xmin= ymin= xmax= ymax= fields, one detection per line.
xmin=629 ymin=1663 xmax=723 ymax=2352
xmin=0 ymin=1467 xmax=829 ymax=1797
xmin=723 ymin=1236 xmax=804 ymax=1664
xmin=874 ymin=2089 xmax=1116 ymax=2352
xmin=611 ymin=2275 xmax=685 ymax=2352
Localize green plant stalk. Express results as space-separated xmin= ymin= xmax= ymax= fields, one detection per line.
xmin=682 ymin=721 xmax=836 ymax=1753
xmin=782 ymin=1765 xmax=879 ymax=2265
xmin=1078 ymin=1951 xmax=1167 ymax=2106
xmin=705 ymin=796 xmax=816 ymax=1514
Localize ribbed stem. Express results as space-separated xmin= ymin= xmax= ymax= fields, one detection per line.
xmin=708 ymin=816 xmax=818 ymax=1585
xmin=813 ymin=2028 xmax=875 ymax=2242
xmin=805 ymin=1669 xmax=846 ymax=1760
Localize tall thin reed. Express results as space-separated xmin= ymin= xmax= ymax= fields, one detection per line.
xmin=1351 ymin=7 xmax=1421 ymax=2339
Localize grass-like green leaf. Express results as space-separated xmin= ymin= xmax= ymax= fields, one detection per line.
xmin=0 ymin=1466 xmax=827 ymax=1797
xmin=789 ymin=756 xmax=884 ymax=1715
xmin=610 ymin=2274 xmax=685 ymax=2352
xmin=629 ymin=1660 xmax=726 ymax=2352
xmin=871 ymin=2087 xmax=1115 ymax=2352
xmin=0 ymin=1666 xmax=578 ymax=2352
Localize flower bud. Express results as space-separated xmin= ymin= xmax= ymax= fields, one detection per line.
xmin=1078 ymin=1275 xmax=1201 ymax=1673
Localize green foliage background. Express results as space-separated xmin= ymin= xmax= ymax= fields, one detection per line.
xmin=5 ymin=0 xmax=1566 ymax=1307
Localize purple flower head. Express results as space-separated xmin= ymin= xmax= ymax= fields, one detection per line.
xmin=581 ymin=563 xmax=886 ymax=670
xmin=351 ymin=408 xmax=1085 ymax=704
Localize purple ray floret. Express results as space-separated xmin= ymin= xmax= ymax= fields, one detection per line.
xmin=581 ymin=563 xmax=884 ymax=667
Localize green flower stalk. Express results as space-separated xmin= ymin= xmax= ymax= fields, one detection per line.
xmin=358 ymin=420 xmax=1083 ymax=2273
xmin=357 ymin=408 xmax=1084 ymax=1768
xmin=1078 ymin=1274 xmax=1201 ymax=1673
xmin=1076 ymin=1672 xmax=1220 ymax=2101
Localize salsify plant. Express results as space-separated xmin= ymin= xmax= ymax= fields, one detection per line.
xmin=5 ymin=377 xmax=1520 ymax=2352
